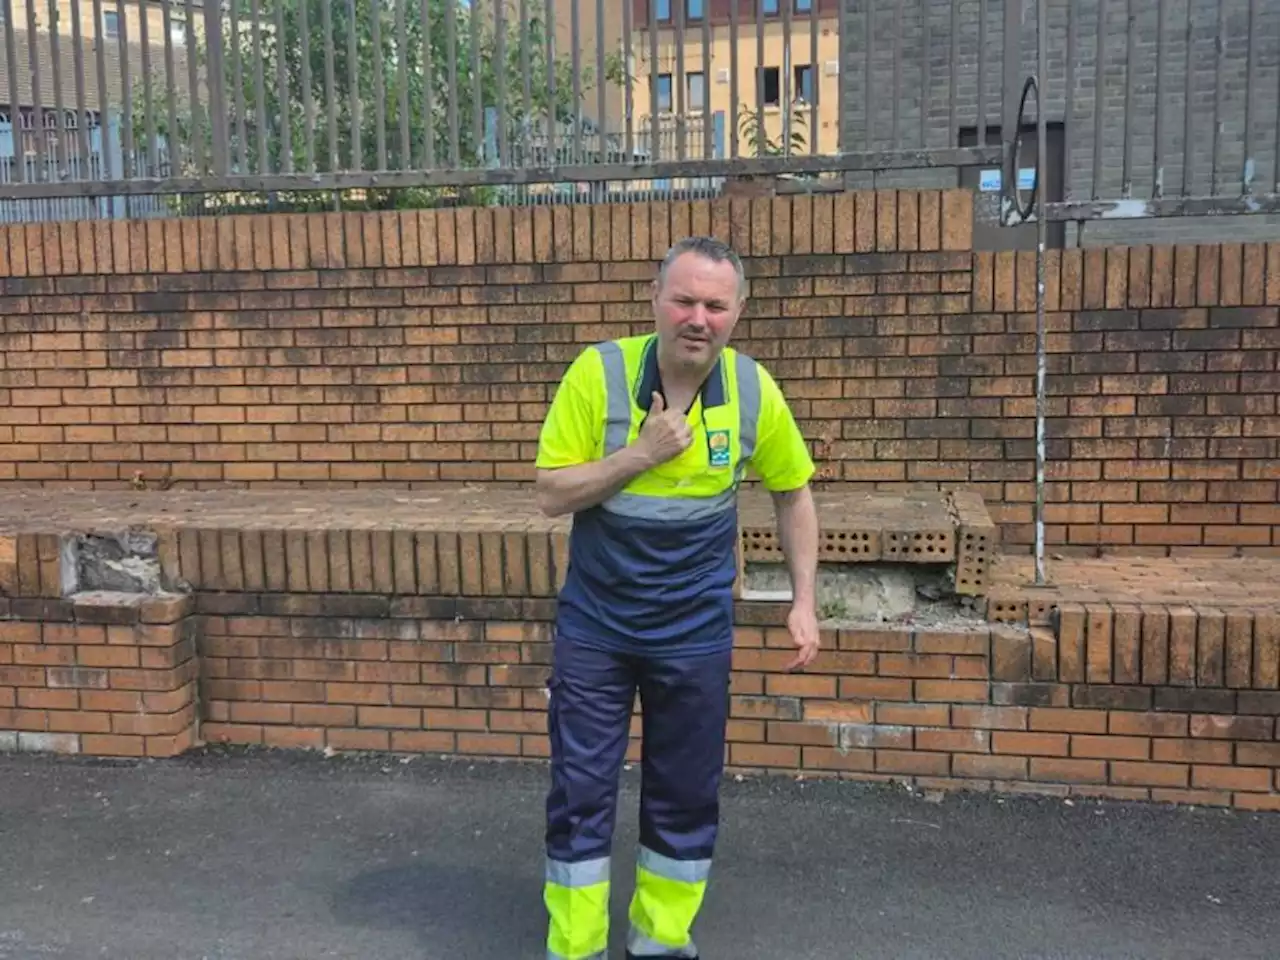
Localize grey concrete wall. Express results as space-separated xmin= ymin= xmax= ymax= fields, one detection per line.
xmin=839 ymin=0 xmax=1280 ymax=245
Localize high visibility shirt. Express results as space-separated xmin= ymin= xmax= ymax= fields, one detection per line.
xmin=535 ymin=333 xmax=814 ymax=657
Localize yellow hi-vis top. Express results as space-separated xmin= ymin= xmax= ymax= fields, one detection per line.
xmin=535 ymin=333 xmax=814 ymax=657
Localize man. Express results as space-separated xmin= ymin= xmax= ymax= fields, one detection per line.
xmin=534 ymin=236 xmax=820 ymax=960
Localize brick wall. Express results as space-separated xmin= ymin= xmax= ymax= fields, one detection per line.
xmin=0 ymin=190 xmax=1278 ymax=555
xmin=3 ymin=549 xmax=1278 ymax=810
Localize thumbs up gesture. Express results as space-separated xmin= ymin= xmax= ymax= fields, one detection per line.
xmin=636 ymin=391 xmax=693 ymax=468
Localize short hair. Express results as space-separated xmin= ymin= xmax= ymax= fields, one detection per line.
xmin=657 ymin=236 xmax=747 ymax=299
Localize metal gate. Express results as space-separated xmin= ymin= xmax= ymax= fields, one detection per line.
xmin=997 ymin=0 xmax=1280 ymax=582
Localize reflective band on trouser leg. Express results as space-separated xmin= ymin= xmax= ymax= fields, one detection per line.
xmin=626 ymin=848 xmax=708 ymax=958
xmin=545 ymin=856 xmax=610 ymax=960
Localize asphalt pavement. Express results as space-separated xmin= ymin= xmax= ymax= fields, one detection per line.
xmin=0 ymin=746 xmax=1277 ymax=960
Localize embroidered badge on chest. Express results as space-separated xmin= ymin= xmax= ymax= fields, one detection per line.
xmin=707 ymin=429 xmax=732 ymax=468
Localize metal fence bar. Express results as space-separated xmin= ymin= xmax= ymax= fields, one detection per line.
xmin=46 ymin=0 xmax=68 ymax=181
xmin=729 ymin=0 xmax=740 ymax=158
xmin=422 ymin=0 xmax=436 ymax=168
xmin=447 ymin=0 xmax=460 ymax=165
xmin=596 ymin=0 xmax=606 ymax=163
xmin=674 ymin=0 xmax=685 ymax=161
xmin=889 ymin=0 xmax=900 ymax=148
xmin=1000 ymin=0 xmax=1021 ymax=210
xmin=1091 ymin=0 xmax=1105 ymax=199
xmin=1242 ymin=0 xmax=1257 ymax=194
xmin=70 ymin=0 xmax=90 ymax=175
xmin=947 ymin=0 xmax=957 ymax=148
xmin=371 ymin=0 xmax=387 ymax=171
xmin=702 ymin=0 xmax=712 ymax=159
xmin=570 ymin=0 xmax=581 ymax=162
xmin=1211 ymin=0 xmax=1226 ymax=194
xmin=347 ymin=0 xmax=362 ymax=171
xmin=2 ymin=0 xmax=20 ymax=183
xmin=1063 ymin=0 xmax=1075 ymax=200
xmin=275 ymin=0 xmax=294 ymax=173
xmin=863 ymin=0 xmax=872 ymax=146
xmin=1151 ymin=0 xmax=1163 ymax=198
xmin=545 ymin=0 xmax=556 ymax=166
xmin=139 ymin=0 xmax=158 ymax=177
xmin=323 ymin=0 xmax=339 ymax=171
xmin=230 ymin=0 xmax=247 ymax=172
xmin=1180 ymin=0 xmax=1193 ymax=196
xmin=116 ymin=0 xmax=133 ymax=179
xmin=397 ymin=0 xmax=411 ymax=170
xmin=0 ymin=145 xmax=1003 ymax=196
xmin=649 ymin=0 xmax=659 ymax=162
xmin=161 ymin=1 xmax=179 ymax=176
xmin=298 ymin=0 xmax=315 ymax=173
xmin=249 ymin=0 xmax=268 ymax=174
xmin=1121 ymin=0 xmax=1134 ymax=197
xmin=622 ymin=0 xmax=633 ymax=160
xmin=976 ymin=0 xmax=987 ymax=139
xmin=25 ymin=0 xmax=46 ymax=180
xmin=917 ymin=0 xmax=927 ymax=151
xmin=203 ymin=0 xmax=230 ymax=174
xmin=522 ymin=0 xmax=534 ymax=165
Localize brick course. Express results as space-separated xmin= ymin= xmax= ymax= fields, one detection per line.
xmin=0 ymin=190 xmax=1278 ymax=557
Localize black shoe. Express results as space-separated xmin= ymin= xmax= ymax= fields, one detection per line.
xmin=625 ymin=954 xmax=698 ymax=959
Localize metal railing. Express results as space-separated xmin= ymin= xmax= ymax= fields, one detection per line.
xmin=0 ymin=0 xmax=1001 ymax=211
xmin=0 ymin=0 xmax=1275 ymax=225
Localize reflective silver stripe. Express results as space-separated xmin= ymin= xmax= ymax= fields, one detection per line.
xmin=626 ymin=928 xmax=699 ymax=958
xmin=637 ymin=846 xmax=713 ymax=884
xmin=596 ymin=340 xmax=631 ymax=456
xmin=602 ymin=488 xmax=736 ymax=522
xmin=735 ymin=351 xmax=761 ymax=463
xmin=546 ymin=855 xmax=611 ymax=888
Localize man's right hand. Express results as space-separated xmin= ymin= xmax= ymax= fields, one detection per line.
xmin=636 ymin=392 xmax=693 ymax=468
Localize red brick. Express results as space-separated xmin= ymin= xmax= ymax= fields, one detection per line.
xmin=1110 ymin=761 xmax=1189 ymax=788
xmin=993 ymin=731 xmax=1069 ymax=757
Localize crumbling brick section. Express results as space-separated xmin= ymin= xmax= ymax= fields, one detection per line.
xmin=0 ymin=591 xmax=198 ymax=758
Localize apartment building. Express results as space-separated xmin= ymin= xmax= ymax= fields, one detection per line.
xmin=626 ymin=0 xmax=842 ymax=160
xmin=1 ymin=0 xmax=191 ymax=161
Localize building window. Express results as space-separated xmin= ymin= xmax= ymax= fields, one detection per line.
xmin=103 ymin=10 xmax=119 ymax=38
xmin=655 ymin=0 xmax=671 ymax=21
xmin=655 ymin=73 xmax=673 ymax=112
xmin=795 ymin=0 xmax=812 ymax=11
xmin=793 ymin=64 xmax=813 ymax=103
xmin=686 ymin=0 xmax=704 ymax=20
xmin=687 ymin=71 xmax=705 ymax=112
xmin=759 ymin=66 xmax=780 ymax=106
xmin=761 ymin=0 xmax=779 ymax=14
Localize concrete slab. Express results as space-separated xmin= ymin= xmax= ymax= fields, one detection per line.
xmin=0 ymin=748 xmax=1276 ymax=960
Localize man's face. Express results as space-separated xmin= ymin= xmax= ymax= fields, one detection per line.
xmin=651 ymin=251 xmax=745 ymax=372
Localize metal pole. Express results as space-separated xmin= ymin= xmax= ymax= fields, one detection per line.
xmin=1034 ymin=0 xmax=1048 ymax=586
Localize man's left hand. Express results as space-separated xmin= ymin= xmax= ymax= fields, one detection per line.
xmin=784 ymin=603 xmax=820 ymax=671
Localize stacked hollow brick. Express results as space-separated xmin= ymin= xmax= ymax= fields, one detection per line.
xmin=0 ymin=190 xmax=1276 ymax=555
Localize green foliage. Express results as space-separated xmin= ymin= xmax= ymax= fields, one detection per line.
xmin=130 ymin=0 xmax=601 ymax=211
xmin=736 ymin=104 xmax=807 ymax=158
